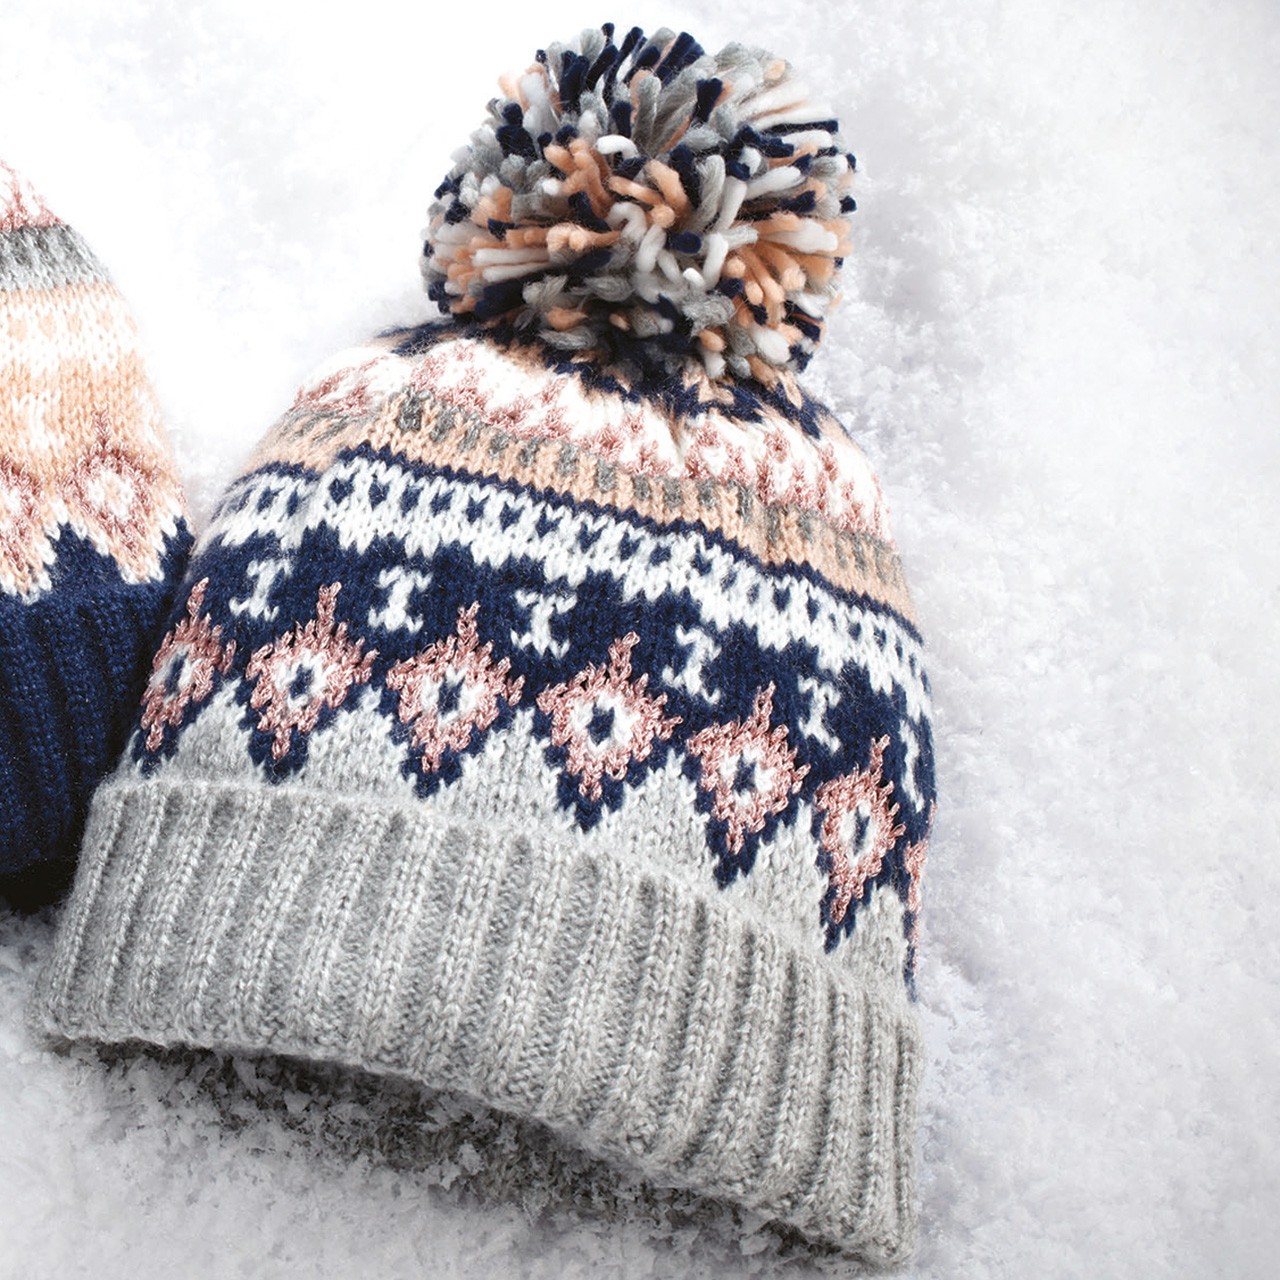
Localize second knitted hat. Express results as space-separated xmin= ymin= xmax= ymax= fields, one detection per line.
xmin=1 ymin=161 xmax=191 ymax=902
xmin=33 ymin=26 xmax=937 ymax=1264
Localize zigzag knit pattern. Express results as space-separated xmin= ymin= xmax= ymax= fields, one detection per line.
xmin=0 ymin=161 xmax=191 ymax=888
xmin=127 ymin=323 xmax=935 ymax=970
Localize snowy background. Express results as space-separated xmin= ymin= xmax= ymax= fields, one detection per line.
xmin=2 ymin=0 xmax=1279 ymax=1276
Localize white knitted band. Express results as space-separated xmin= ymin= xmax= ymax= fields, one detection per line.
xmin=32 ymin=776 xmax=921 ymax=1262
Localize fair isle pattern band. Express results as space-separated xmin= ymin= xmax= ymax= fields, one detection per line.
xmin=249 ymin=329 xmax=902 ymax=585
xmin=0 ymin=161 xmax=187 ymax=600
xmin=129 ymin=325 xmax=935 ymax=963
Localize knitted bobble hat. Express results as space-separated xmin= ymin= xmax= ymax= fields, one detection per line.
xmin=33 ymin=25 xmax=936 ymax=1265
xmin=0 ymin=161 xmax=191 ymax=903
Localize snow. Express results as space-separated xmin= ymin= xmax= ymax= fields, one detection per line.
xmin=2 ymin=0 xmax=1278 ymax=1275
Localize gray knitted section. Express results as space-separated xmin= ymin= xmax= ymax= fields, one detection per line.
xmin=0 ymin=223 xmax=105 ymax=292
xmin=31 ymin=778 xmax=921 ymax=1264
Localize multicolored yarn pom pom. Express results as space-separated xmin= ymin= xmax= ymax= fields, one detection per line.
xmin=422 ymin=23 xmax=857 ymax=384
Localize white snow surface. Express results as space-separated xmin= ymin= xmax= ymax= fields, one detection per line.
xmin=2 ymin=1 xmax=1278 ymax=1276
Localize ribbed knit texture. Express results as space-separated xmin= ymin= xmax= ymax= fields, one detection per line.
xmin=36 ymin=777 xmax=921 ymax=1263
xmin=0 ymin=161 xmax=191 ymax=895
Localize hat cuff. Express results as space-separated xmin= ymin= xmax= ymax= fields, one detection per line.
xmin=32 ymin=776 xmax=920 ymax=1263
xmin=0 ymin=588 xmax=165 ymax=884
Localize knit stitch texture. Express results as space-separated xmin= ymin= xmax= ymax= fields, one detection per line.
xmin=32 ymin=25 xmax=937 ymax=1265
xmin=0 ymin=161 xmax=190 ymax=898
xmin=33 ymin=320 xmax=935 ymax=1260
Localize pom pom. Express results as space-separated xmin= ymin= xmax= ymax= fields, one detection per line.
xmin=421 ymin=24 xmax=856 ymax=384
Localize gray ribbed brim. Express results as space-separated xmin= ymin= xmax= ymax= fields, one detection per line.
xmin=31 ymin=777 xmax=920 ymax=1264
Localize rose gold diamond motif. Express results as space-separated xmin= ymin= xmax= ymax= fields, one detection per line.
xmin=0 ymin=459 xmax=47 ymax=597
xmin=61 ymin=412 xmax=169 ymax=581
xmin=386 ymin=603 xmax=524 ymax=774
xmin=686 ymin=683 xmax=809 ymax=855
xmin=245 ymin=583 xmax=376 ymax=760
xmin=139 ymin=578 xmax=237 ymax=750
xmin=814 ymin=736 xmax=906 ymax=925
xmin=537 ymin=632 xmax=681 ymax=802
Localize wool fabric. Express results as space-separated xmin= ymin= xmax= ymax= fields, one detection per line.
xmin=32 ymin=26 xmax=937 ymax=1265
xmin=0 ymin=160 xmax=191 ymax=903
